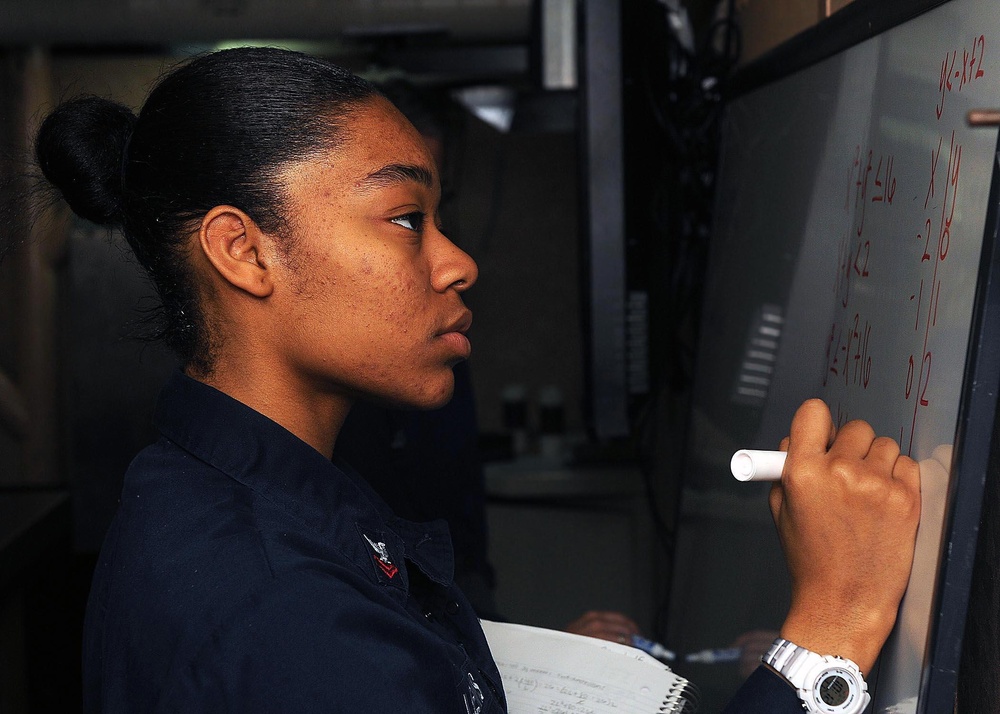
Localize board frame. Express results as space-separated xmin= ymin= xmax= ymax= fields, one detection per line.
xmin=916 ymin=144 xmax=1000 ymax=710
xmin=729 ymin=0 xmax=951 ymax=98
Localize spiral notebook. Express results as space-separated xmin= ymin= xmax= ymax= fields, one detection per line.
xmin=480 ymin=620 xmax=699 ymax=713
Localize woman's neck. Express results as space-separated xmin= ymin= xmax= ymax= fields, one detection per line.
xmin=187 ymin=363 xmax=352 ymax=459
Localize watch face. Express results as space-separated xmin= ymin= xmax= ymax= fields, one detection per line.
xmin=818 ymin=674 xmax=850 ymax=706
xmin=810 ymin=666 xmax=865 ymax=713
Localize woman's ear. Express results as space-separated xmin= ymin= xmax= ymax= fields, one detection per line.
xmin=198 ymin=205 xmax=274 ymax=298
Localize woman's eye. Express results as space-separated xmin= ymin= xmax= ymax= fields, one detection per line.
xmin=390 ymin=211 xmax=425 ymax=232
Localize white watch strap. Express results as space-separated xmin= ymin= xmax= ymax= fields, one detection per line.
xmin=764 ymin=637 xmax=827 ymax=685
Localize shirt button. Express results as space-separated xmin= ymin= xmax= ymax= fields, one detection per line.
xmin=445 ymin=600 xmax=460 ymax=615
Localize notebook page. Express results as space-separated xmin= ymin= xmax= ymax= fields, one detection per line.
xmin=481 ymin=620 xmax=696 ymax=714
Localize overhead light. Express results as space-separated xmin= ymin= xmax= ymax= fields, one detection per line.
xmin=452 ymin=85 xmax=517 ymax=133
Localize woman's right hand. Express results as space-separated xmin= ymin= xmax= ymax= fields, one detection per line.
xmin=768 ymin=399 xmax=921 ymax=675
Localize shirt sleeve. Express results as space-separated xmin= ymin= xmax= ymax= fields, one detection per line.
xmin=721 ymin=666 xmax=804 ymax=714
xmin=155 ymin=570 xmax=481 ymax=714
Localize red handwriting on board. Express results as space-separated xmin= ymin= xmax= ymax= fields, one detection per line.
xmin=824 ymin=312 xmax=872 ymax=390
xmin=924 ymin=136 xmax=942 ymax=210
xmin=871 ymin=154 xmax=896 ymax=204
xmin=905 ymin=351 xmax=933 ymax=407
xmin=937 ymin=34 xmax=987 ymax=119
xmin=902 ymin=126 xmax=962 ymax=452
xmin=923 ymin=131 xmax=962 ymax=257
xmin=836 ymin=145 xmax=895 ymax=308
xmin=846 ymin=145 xmax=896 ymax=238
xmin=834 ymin=231 xmax=871 ymax=308
xmin=827 ymin=39 xmax=983 ymax=455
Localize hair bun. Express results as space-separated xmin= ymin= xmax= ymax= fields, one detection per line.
xmin=35 ymin=96 xmax=136 ymax=226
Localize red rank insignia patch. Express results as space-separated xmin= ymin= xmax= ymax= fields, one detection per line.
xmin=362 ymin=533 xmax=398 ymax=579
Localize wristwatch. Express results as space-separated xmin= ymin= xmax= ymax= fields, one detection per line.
xmin=763 ymin=637 xmax=870 ymax=714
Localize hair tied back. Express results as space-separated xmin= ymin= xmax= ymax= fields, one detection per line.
xmin=35 ymin=95 xmax=137 ymax=227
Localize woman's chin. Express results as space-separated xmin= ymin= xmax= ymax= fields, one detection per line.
xmin=368 ymin=375 xmax=455 ymax=411
xmin=412 ymin=382 xmax=455 ymax=410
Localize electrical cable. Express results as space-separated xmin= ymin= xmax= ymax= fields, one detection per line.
xmin=628 ymin=0 xmax=742 ymax=643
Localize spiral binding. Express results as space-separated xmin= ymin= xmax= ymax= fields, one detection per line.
xmin=659 ymin=678 xmax=701 ymax=713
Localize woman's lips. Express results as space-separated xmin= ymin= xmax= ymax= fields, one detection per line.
xmin=437 ymin=309 xmax=472 ymax=360
xmin=438 ymin=330 xmax=472 ymax=359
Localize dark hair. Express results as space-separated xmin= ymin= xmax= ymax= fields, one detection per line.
xmin=35 ymin=47 xmax=380 ymax=372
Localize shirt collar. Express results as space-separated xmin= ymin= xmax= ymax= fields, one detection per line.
xmin=153 ymin=371 xmax=455 ymax=586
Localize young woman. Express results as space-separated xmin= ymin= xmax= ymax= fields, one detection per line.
xmin=34 ymin=47 xmax=920 ymax=713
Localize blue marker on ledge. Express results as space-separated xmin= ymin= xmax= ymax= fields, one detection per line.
xmin=684 ymin=647 xmax=743 ymax=664
xmin=629 ymin=637 xmax=745 ymax=665
xmin=631 ymin=634 xmax=676 ymax=662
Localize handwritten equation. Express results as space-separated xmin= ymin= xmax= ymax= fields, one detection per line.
xmin=824 ymin=312 xmax=872 ymax=390
xmin=824 ymin=34 xmax=984 ymax=454
xmin=937 ymin=35 xmax=987 ymax=119
xmin=825 ymin=145 xmax=893 ymax=389
xmin=900 ymin=123 xmax=963 ymax=451
xmin=499 ymin=663 xmax=628 ymax=714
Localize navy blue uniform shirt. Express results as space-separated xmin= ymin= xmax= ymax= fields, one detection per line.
xmin=723 ymin=666 xmax=803 ymax=713
xmin=83 ymin=372 xmax=506 ymax=713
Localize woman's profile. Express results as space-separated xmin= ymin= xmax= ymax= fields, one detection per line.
xmin=32 ymin=46 xmax=920 ymax=714
xmin=37 ymin=47 xmax=497 ymax=712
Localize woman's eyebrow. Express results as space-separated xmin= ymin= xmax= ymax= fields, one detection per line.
xmin=358 ymin=163 xmax=434 ymax=191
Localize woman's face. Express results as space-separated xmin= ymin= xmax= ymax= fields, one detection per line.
xmin=269 ymin=97 xmax=477 ymax=410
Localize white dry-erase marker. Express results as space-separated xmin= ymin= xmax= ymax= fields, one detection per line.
xmin=730 ymin=449 xmax=787 ymax=481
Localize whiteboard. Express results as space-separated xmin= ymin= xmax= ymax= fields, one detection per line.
xmin=668 ymin=0 xmax=1000 ymax=711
